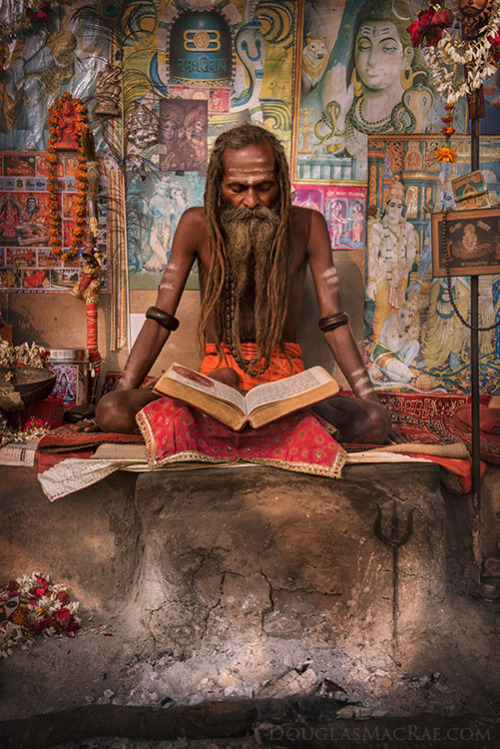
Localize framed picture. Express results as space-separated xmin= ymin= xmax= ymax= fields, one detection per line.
xmin=431 ymin=208 xmax=500 ymax=277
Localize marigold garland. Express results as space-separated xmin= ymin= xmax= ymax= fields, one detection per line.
xmin=435 ymin=102 xmax=457 ymax=163
xmin=46 ymin=92 xmax=88 ymax=261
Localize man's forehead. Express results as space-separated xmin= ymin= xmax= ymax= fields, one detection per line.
xmin=222 ymin=144 xmax=276 ymax=178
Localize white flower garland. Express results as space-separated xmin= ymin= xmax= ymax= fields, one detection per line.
xmin=0 ymin=413 xmax=48 ymax=446
xmin=423 ymin=0 xmax=500 ymax=105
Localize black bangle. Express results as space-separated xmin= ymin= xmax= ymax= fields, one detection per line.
xmin=318 ymin=312 xmax=349 ymax=333
xmin=145 ymin=306 xmax=180 ymax=331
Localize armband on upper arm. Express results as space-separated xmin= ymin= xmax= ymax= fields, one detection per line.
xmin=145 ymin=306 xmax=180 ymax=331
xmin=318 ymin=312 xmax=349 ymax=333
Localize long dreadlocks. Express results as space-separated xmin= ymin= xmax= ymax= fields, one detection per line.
xmin=200 ymin=124 xmax=292 ymax=368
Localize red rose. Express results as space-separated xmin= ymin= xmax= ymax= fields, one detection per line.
xmin=32 ymin=575 xmax=49 ymax=598
xmin=66 ymin=619 xmax=80 ymax=636
xmin=54 ymin=607 xmax=71 ymax=622
xmin=489 ymin=31 xmax=500 ymax=62
xmin=408 ymin=3 xmax=454 ymax=47
xmin=407 ymin=20 xmax=426 ymax=47
xmin=37 ymin=3 xmax=52 ymax=22
xmin=434 ymin=7 xmax=453 ymax=27
xmin=416 ymin=7 xmax=431 ymax=23
xmin=57 ymin=590 xmax=70 ymax=605
xmin=33 ymin=616 xmax=52 ymax=633
xmin=6 ymin=580 xmax=19 ymax=593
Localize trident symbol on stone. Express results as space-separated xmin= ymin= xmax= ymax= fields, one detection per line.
xmin=374 ymin=501 xmax=415 ymax=648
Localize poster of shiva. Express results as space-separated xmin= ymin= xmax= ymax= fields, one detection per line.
xmin=292 ymin=0 xmax=456 ymax=183
xmin=363 ymin=134 xmax=500 ymax=396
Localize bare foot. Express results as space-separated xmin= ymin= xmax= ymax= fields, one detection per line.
xmin=68 ymin=418 xmax=101 ymax=433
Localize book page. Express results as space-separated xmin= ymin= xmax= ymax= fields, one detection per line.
xmin=245 ymin=366 xmax=333 ymax=412
xmin=166 ymin=364 xmax=246 ymax=412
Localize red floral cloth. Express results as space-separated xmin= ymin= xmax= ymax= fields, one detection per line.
xmin=136 ymin=396 xmax=345 ymax=479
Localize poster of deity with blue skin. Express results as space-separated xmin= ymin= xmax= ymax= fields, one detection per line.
xmin=293 ymin=0 xmax=455 ymax=183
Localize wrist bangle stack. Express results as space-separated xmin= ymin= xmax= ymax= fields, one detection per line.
xmin=145 ymin=306 xmax=180 ymax=331
xmin=318 ymin=312 xmax=350 ymax=333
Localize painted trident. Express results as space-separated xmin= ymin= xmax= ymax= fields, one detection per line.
xmin=374 ymin=501 xmax=415 ymax=647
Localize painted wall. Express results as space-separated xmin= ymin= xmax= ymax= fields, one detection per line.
xmin=0 ymin=1 xmax=498 ymax=393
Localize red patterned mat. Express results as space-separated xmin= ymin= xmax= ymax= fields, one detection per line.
xmin=35 ymin=394 xmax=500 ymax=472
xmin=37 ymin=426 xmax=145 ymax=453
xmin=377 ymin=392 xmax=499 ymax=464
xmin=36 ymin=427 xmax=145 ymax=474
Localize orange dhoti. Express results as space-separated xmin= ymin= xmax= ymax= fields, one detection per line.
xmin=200 ymin=342 xmax=305 ymax=390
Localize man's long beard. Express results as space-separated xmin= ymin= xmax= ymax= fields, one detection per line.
xmin=220 ymin=205 xmax=281 ymax=361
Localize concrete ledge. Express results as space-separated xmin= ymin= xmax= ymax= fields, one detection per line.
xmin=127 ymin=464 xmax=446 ymax=655
xmin=1 ymin=463 xmax=498 ymax=728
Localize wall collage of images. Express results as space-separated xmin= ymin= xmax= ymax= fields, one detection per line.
xmin=0 ymin=0 xmax=498 ymax=393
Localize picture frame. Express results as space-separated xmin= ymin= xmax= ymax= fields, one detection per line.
xmin=431 ymin=208 xmax=500 ymax=277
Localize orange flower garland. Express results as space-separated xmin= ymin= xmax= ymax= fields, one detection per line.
xmin=46 ymin=93 xmax=87 ymax=261
xmin=435 ymin=103 xmax=457 ymax=163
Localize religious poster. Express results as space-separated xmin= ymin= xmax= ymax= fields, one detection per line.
xmin=127 ymin=171 xmax=205 ymax=291
xmin=0 ymin=5 xmax=113 ymax=152
xmin=479 ymin=70 xmax=500 ymax=135
xmin=292 ymin=0 xmax=456 ymax=183
xmin=167 ymin=85 xmax=231 ymax=113
xmin=431 ymin=209 xmax=500 ymax=277
xmin=293 ymin=183 xmax=367 ymax=250
xmin=0 ymin=152 xmax=108 ymax=293
xmin=159 ymin=99 xmax=208 ymax=172
xmin=154 ymin=0 xmax=297 ymax=153
xmin=166 ymin=8 xmax=234 ymax=87
xmin=127 ymin=0 xmax=298 ymax=291
xmin=363 ymin=134 xmax=500 ymax=396
xmin=50 ymin=363 xmax=83 ymax=406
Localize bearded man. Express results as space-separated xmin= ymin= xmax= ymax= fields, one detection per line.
xmin=91 ymin=124 xmax=394 ymax=443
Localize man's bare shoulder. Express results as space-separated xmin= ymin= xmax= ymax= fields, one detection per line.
xmin=174 ymin=206 xmax=207 ymax=246
xmin=178 ymin=205 xmax=205 ymax=227
xmin=291 ymin=204 xmax=325 ymax=223
xmin=290 ymin=204 xmax=329 ymax=245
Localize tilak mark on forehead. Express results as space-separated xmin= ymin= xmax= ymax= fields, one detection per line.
xmin=224 ymin=165 xmax=276 ymax=186
xmin=359 ymin=24 xmax=394 ymax=39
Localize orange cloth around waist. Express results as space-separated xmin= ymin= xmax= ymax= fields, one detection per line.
xmin=200 ymin=342 xmax=305 ymax=390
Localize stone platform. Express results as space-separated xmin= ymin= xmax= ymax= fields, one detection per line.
xmin=1 ymin=463 xmax=499 ymax=747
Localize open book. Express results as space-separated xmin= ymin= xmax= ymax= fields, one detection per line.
xmin=153 ymin=363 xmax=339 ymax=431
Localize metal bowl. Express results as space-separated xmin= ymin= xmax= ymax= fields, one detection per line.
xmin=0 ymin=366 xmax=57 ymax=412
